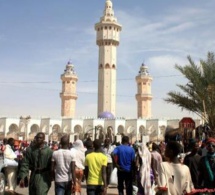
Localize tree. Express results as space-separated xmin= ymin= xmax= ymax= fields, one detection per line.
xmin=165 ymin=52 xmax=215 ymax=133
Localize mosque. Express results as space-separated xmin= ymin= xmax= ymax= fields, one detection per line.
xmin=0 ymin=0 xmax=200 ymax=143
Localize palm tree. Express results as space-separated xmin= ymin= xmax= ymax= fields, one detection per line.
xmin=165 ymin=52 xmax=215 ymax=134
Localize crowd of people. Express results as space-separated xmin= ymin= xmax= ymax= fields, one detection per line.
xmin=1 ymin=132 xmax=215 ymax=195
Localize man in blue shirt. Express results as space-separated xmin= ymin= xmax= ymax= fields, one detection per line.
xmin=112 ymin=136 xmax=135 ymax=195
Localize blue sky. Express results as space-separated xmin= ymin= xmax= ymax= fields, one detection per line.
xmin=0 ymin=0 xmax=214 ymax=119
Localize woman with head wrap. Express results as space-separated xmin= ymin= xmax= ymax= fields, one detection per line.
xmin=71 ymin=139 xmax=86 ymax=195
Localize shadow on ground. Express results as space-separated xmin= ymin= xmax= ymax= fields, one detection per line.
xmin=5 ymin=190 xmax=23 ymax=195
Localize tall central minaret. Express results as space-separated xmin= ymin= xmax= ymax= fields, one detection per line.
xmin=95 ymin=0 xmax=122 ymax=117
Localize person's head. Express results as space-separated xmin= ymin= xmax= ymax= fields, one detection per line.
xmin=104 ymin=138 xmax=110 ymax=147
xmin=152 ymin=142 xmax=159 ymax=151
xmin=201 ymin=141 xmax=206 ymax=148
xmin=14 ymin=145 xmax=19 ymax=151
xmin=35 ymin=132 xmax=45 ymax=147
xmin=121 ymin=136 xmax=129 ymax=145
xmin=188 ymin=140 xmax=199 ymax=153
xmin=206 ymin=137 xmax=215 ymax=154
xmin=14 ymin=140 xmax=20 ymax=149
xmin=3 ymin=138 xmax=7 ymax=145
xmin=165 ymin=141 xmax=182 ymax=160
xmin=133 ymin=142 xmax=140 ymax=152
xmin=60 ymin=135 xmax=69 ymax=147
xmin=138 ymin=143 xmax=151 ymax=159
xmin=7 ymin=138 xmax=15 ymax=147
xmin=73 ymin=139 xmax=84 ymax=150
xmin=85 ymin=139 xmax=93 ymax=149
xmin=93 ymin=139 xmax=102 ymax=151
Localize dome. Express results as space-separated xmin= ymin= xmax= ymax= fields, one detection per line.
xmin=98 ymin=111 xmax=115 ymax=119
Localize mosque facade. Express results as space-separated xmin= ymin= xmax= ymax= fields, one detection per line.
xmin=0 ymin=0 xmax=200 ymax=143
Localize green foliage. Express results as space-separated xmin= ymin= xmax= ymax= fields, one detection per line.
xmin=165 ymin=52 xmax=215 ymax=130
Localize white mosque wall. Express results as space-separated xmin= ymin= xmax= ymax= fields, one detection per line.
xmin=105 ymin=118 xmax=125 ymax=134
xmin=0 ymin=117 xmax=201 ymax=142
xmin=166 ymin=119 xmax=180 ymax=128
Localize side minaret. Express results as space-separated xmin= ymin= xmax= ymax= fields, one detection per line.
xmin=60 ymin=61 xmax=78 ymax=118
xmin=95 ymin=0 xmax=122 ymax=117
xmin=135 ymin=63 xmax=153 ymax=118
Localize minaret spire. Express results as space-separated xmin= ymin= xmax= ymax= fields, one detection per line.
xmin=100 ymin=0 xmax=117 ymax=23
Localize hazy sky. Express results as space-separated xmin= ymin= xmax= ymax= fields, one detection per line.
xmin=0 ymin=0 xmax=214 ymax=119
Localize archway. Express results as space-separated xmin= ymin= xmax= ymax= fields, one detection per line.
xmin=84 ymin=125 xmax=93 ymax=140
xmin=29 ymin=124 xmax=40 ymax=140
xmin=117 ymin=125 xmax=124 ymax=134
xmin=41 ymin=125 xmax=48 ymax=134
xmin=127 ymin=126 xmax=136 ymax=144
xmin=7 ymin=124 xmax=19 ymax=140
xmin=51 ymin=124 xmax=62 ymax=142
xmin=97 ymin=125 xmax=104 ymax=142
xmin=157 ymin=125 xmax=166 ymax=142
xmin=148 ymin=125 xmax=157 ymax=141
xmin=0 ymin=124 xmax=4 ymax=140
xmin=139 ymin=125 xmax=146 ymax=141
xmin=107 ymin=126 xmax=114 ymax=143
xmin=115 ymin=125 xmax=125 ymax=143
xmin=0 ymin=124 xmax=4 ymax=132
xmin=62 ymin=125 xmax=69 ymax=134
xmin=74 ymin=125 xmax=83 ymax=140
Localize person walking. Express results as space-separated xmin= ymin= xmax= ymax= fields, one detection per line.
xmin=183 ymin=140 xmax=201 ymax=189
xmin=4 ymin=137 xmax=18 ymax=194
xmin=112 ymin=136 xmax=135 ymax=195
xmin=138 ymin=142 xmax=152 ymax=195
xmin=85 ymin=139 xmax=107 ymax=195
xmin=51 ymin=135 xmax=76 ymax=195
xmin=18 ymin=132 xmax=53 ymax=195
xmin=71 ymin=139 xmax=86 ymax=195
xmin=151 ymin=142 xmax=162 ymax=185
xmin=102 ymin=138 xmax=114 ymax=186
xmin=157 ymin=141 xmax=194 ymax=195
xmin=198 ymin=137 xmax=215 ymax=193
